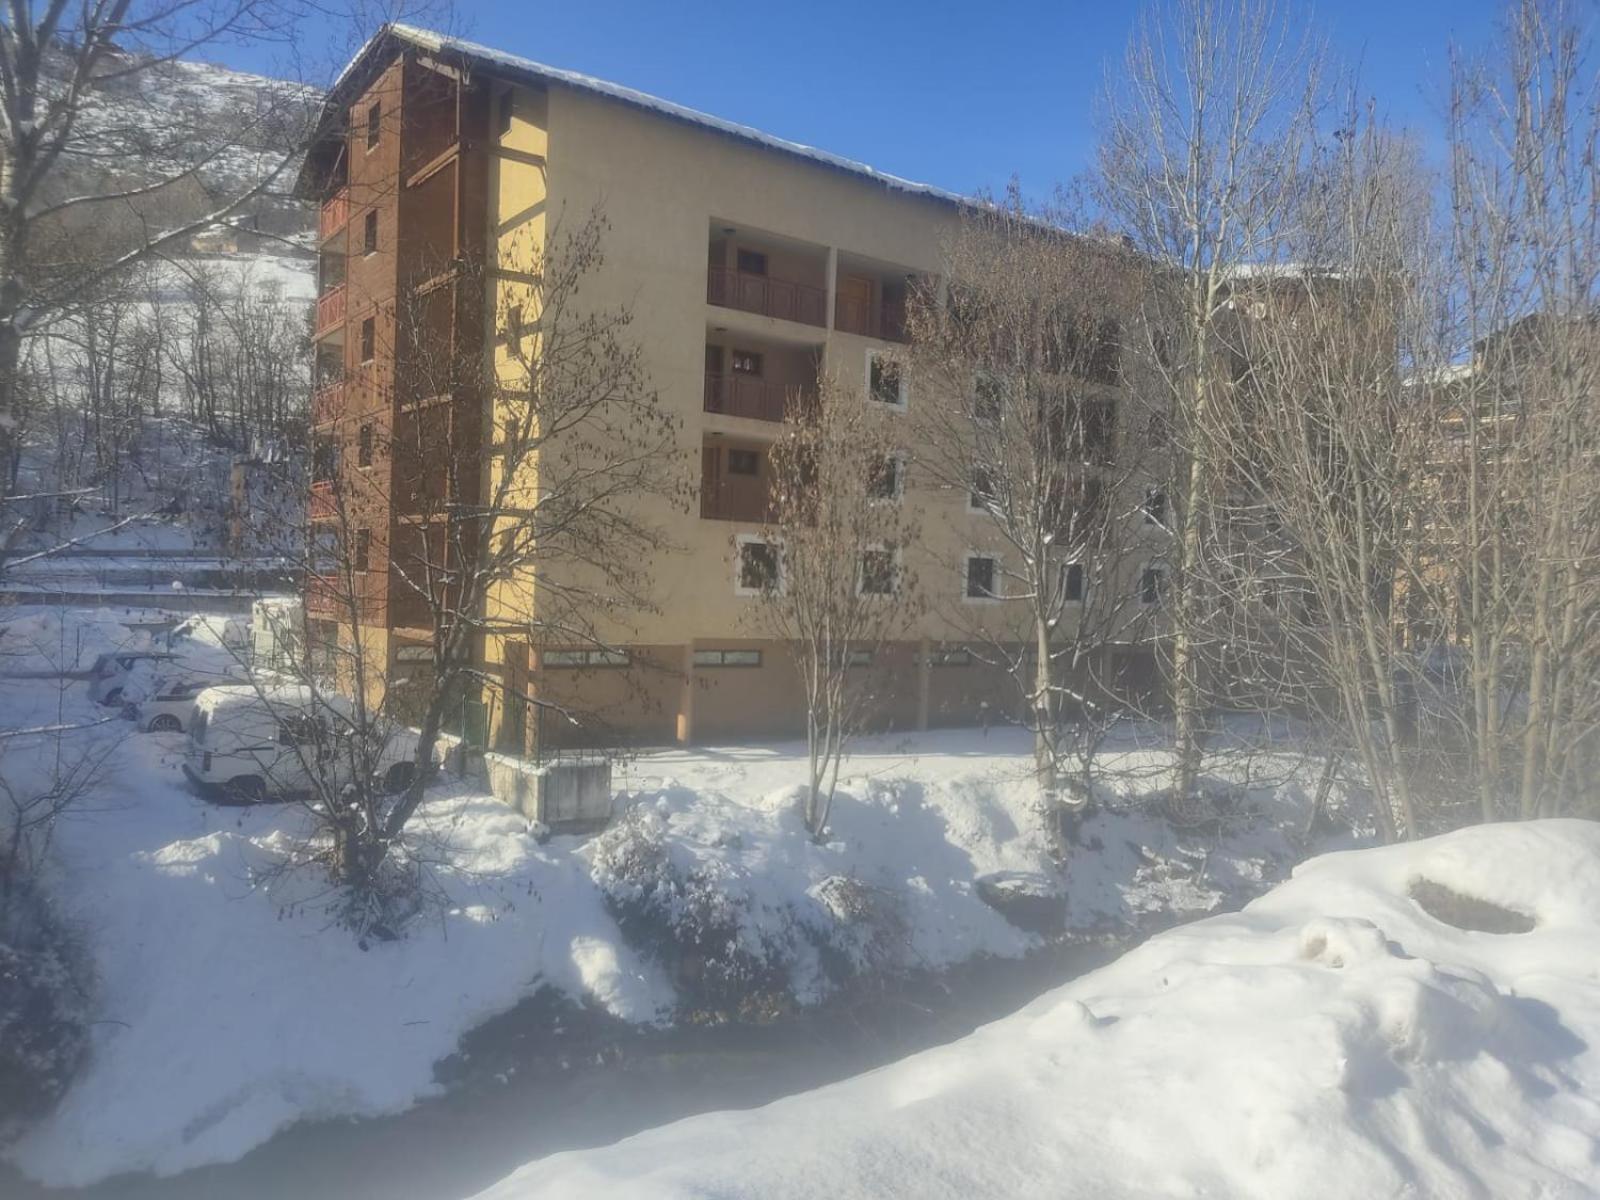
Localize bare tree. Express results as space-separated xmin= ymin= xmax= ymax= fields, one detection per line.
xmin=1222 ymin=106 xmax=1441 ymax=840
xmin=750 ymin=375 xmax=924 ymax=839
xmin=1434 ymin=0 xmax=1600 ymax=823
xmin=904 ymin=192 xmax=1161 ymax=837
xmin=1095 ymin=0 xmax=1323 ymax=802
xmin=272 ymin=209 xmax=683 ymax=924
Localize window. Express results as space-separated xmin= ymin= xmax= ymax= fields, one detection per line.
xmin=736 ymin=538 xmax=779 ymax=594
xmin=394 ymin=645 xmax=433 ymax=663
xmin=1062 ymin=561 xmax=1085 ymax=603
xmin=846 ymin=649 xmax=874 ymax=667
xmin=969 ymin=466 xmax=994 ymax=511
xmin=1144 ymin=486 xmax=1167 ymax=525
xmin=354 ymin=528 xmax=371 ymax=572
xmin=965 ymin=554 xmax=997 ymax=600
xmin=506 ymin=304 xmax=523 ymax=356
xmin=731 ymin=349 xmax=763 ymax=376
xmin=312 ymin=437 xmax=337 ymax=483
xmin=693 ymin=648 xmax=763 ymax=668
xmin=932 ymin=646 xmax=971 ymax=667
xmin=973 ymin=372 xmax=1003 ymax=423
xmin=868 ymin=352 xmax=906 ymax=407
xmin=1140 ymin=565 xmax=1165 ymax=606
xmin=1083 ymin=398 xmax=1116 ymax=463
xmin=868 ymin=454 xmax=901 ymax=500
xmin=365 ymin=101 xmax=381 ymax=150
xmin=736 ymin=248 xmax=768 ymax=276
xmin=363 ymin=210 xmax=377 ymax=255
xmin=277 ymin=713 xmax=324 ymax=747
xmin=727 ymin=449 xmax=760 ymax=476
xmin=360 ymin=316 xmax=375 ymax=363
xmin=497 ymin=90 xmax=514 ymax=136
xmin=543 ymin=649 xmax=629 ymax=668
xmin=859 ymin=548 xmax=896 ymax=595
xmin=357 ymin=423 xmax=373 ymax=468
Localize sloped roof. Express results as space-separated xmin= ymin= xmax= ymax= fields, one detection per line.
xmin=301 ymin=23 xmax=969 ymax=210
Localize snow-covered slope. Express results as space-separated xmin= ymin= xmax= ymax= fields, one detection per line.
xmin=475 ymin=820 xmax=1600 ymax=1200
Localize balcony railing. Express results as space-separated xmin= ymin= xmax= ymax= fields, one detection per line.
xmin=319 ymin=188 xmax=349 ymax=241
xmin=705 ymin=372 xmax=819 ymax=424
xmin=311 ymin=380 xmax=345 ymax=425
xmin=834 ymin=295 xmax=908 ymax=342
xmin=707 ymin=266 xmax=826 ymax=327
xmin=315 ymin=285 xmax=346 ymax=336
xmin=700 ymin=484 xmax=775 ymax=523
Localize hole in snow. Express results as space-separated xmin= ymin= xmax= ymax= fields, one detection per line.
xmin=1408 ymin=878 xmax=1535 ymax=934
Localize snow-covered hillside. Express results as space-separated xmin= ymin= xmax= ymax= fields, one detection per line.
xmin=476 ymin=820 xmax=1600 ymax=1200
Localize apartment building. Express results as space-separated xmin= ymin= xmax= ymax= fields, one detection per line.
xmin=296 ymin=25 xmax=1160 ymax=752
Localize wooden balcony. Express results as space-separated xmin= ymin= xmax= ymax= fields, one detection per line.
xmin=707 ymin=266 xmax=826 ymax=327
xmin=315 ymin=285 xmax=346 ymax=336
xmin=704 ymin=372 xmax=814 ymax=423
xmin=311 ymin=380 xmax=345 ymax=426
xmin=319 ymin=188 xmax=349 ymax=241
xmin=834 ymin=295 xmax=908 ymax=342
xmin=700 ymin=484 xmax=775 ymax=523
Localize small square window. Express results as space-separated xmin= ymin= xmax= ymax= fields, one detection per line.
xmin=869 ymin=354 xmax=905 ymax=407
xmin=727 ymin=449 xmax=760 ymax=476
xmin=1140 ymin=565 xmax=1165 ymax=605
xmin=354 ymin=528 xmax=371 ymax=572
xmin=1143 ymin=486 xmax=1167 ymax=525
xmin=859 ymin=548 xmax=896 ymax=595
xmin=363 ymin=210 xmax=377 ymax=255
xmin=1062 ymin=561 xmax=1085 ymax=602
xmin=736 ymin=248 xmax=768 ymax=276
xmin=965 ymin=555 xmax=997 ymax=599
xmin=360 ymin=316 xmax=375 ymax=363
xmin=357 ymin=423 xmax=373 ymax=468
xmin=737 ymin=539 xmax=779 ymax=593
xmin=731 ymin=349 xmax=763 ymax=376
xmin=366 ymin=101 xmax=381 ymax=150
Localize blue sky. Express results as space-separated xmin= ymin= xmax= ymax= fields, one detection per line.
xmin=241 ymin=0 xmax=1507 ymax=195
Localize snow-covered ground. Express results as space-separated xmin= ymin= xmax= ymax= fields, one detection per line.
xmin=2 ymin=606 xmax=1358 ymax=1188
xmin=476 ymin=819 xmax=1600 ymax=1200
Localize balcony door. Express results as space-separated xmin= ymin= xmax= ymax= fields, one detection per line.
xmin=838 ymin=274 xmax=873 ymax=333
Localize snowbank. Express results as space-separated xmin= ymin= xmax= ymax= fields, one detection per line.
xmin=1 ymin=607 xmax=1354 ymax=1187
xmin=474 ymin=819 xmax=1600 ymax=1200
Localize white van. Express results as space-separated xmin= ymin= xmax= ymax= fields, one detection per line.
xmin=181 ymin=684 xmax=433 ymax=804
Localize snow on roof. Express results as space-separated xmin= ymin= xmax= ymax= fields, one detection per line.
xmin=345 ymin=24 xmax=971 ymax=210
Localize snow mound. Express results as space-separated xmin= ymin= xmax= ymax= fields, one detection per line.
xmin=475 ymin=820 xmax=1600 ymax=1200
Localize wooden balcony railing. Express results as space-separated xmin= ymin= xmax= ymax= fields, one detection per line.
xmin=706 ymin=266 xmax=826 ymax=327
xmin=319 ymin=188 xmax=349 ymax=241
xmin=311 ymin=380 xmax=345 ymax=425
xmin=834 ymin=295 xmax=908 ymax=342
xmin=704 ymin=372 xmax=816 ymax=423
xmin=700 ymin=484 xmax=775 ymax=523
xmin=315 ymin=285 xmax=346 ymax=336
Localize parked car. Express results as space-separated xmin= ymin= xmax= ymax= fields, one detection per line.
xmin=87 ymin=651 xmax=179 ymax=706
xmin=127 ymin=678 xmax=211 ymax=733
xmin=181 ymin=684 xmax=440 ymax=804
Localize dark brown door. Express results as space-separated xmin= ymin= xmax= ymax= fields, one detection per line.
xmin=500 ymin=640 xmax=529 ymax=755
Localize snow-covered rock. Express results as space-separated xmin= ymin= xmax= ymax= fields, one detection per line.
xmin=474 ymin=820 xmax=1600 ymax=1200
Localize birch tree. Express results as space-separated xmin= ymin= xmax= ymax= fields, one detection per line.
xmin=1095 ymin=0 xmax=1322 ymax=802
